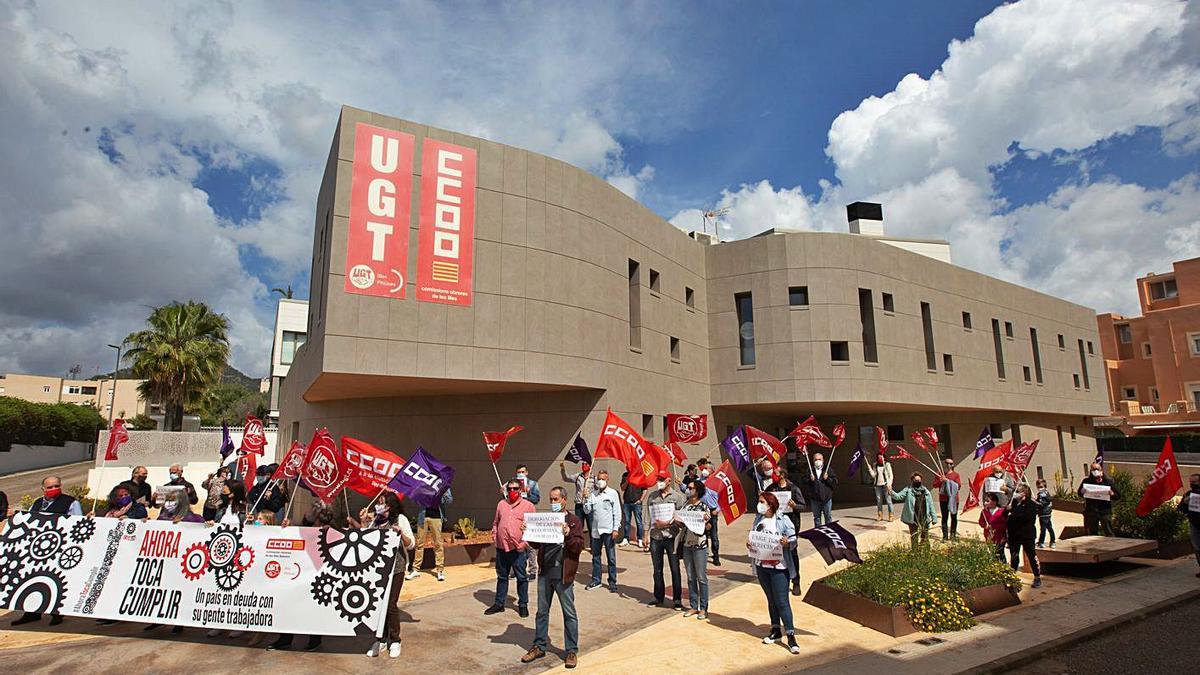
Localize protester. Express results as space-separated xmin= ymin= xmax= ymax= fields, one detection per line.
xmin=864 ymin=453 xmax=894 ymax=521
xmin=560 ymin=460 xmax=596 ymax=535
xmin=891 ymin=472 xmax=938 ymax=549
xmin=1006 ymin=484 xmax=1043 ymax=588
xmin=352 ymin=492 xmax=415 ymax=659
xmin=932 ymin=458 xmax=961 ymax=539
xmin=766 ymin=468 xmax=806 ymax=595
xmin=408 ymin=487 xmax=452 ymax=582
xmin=521 ymin=487 xmax=585 ymax=669
xmin=486 ymin=479 xmax=536 ymax=616
xmin=645 ymin=471 xmax=685 ymax=609
xmin=749 ymin=492 xmax=800 ymax=655
xmin=9 ymin=475 xmax=80 ymax=626
xmin=697 ymin=458 xmax=720 ymax=565
xmin=248 ymin=466 xmax=286 ymax=515
xmin=211 ymin=479 xmax=248 ymax=526
xmin=679 ymin=481 xmax=712 ymax=619
xmin=583 ymin=470 xmax=621 ymax=592
xmin=123 ymin=465 xmax=152 ymax=506
xmin=753 ymin=458 xmax=775 ymax=497
xmin=254 ymin=511 xmax=276 ymax=526
xmin=158 ymin=490 xmax=204 ymax=524
xmin=979 ymin=493 xmax=1009 ymax=563
xmin=516 ymin=464 xmax=541 ymax=504
xmin=1176 ymin=473 xmax=1200 ymax=577
xmin=201 ymin=465 xmax=232 ymax=522
xmin=683 ymin=464 xmax=699 ymax=485
xmin=1034 ymin=478 xmax=1056 ymax=548
xmin=270 ymin=506 xmax=335 ymax=652
xmin=618 ymin=470 xmax=646 ymax=550
xmin=103 ymin=484 xmax=149 ymax=520
xmin=804 ymin=453 xmax=837 ymax=527
xmin=983 ymin=464 xmax=1016 ymax=508
xmin=1077 ymin=462 xmax=1119 ymax=536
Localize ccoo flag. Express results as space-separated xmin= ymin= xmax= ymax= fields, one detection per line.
xmin=721 ymin=426 xmax=752 ymax=474
xmin=595 ymin=409 xmax=667 ymax=488
xmin=798 ymin=521 xmax=864 ymax=565
xmin=703 ymin=459 xmax=747 ymax=525
xmin=387 ymin=446 xmax=455 ymax=509
xmin=565 ymin=433 xmax=592 ymax=465
xmin=341 ymin=437 xmax=407 ymax=496
xmin=744 ymin=425 xmax=786 ymax=467
xmin=219 ymin=421 xmax=236 ymax=460
xmin=846 ymin=441 xmax=865 ymax=477
xmin=974 ymin=427 xmax=995 ymax=459
xmin=1136 ymin=437 xmax=1183 ymax=517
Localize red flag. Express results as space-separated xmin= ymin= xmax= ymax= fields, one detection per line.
xmin=240 ymin=415 xmax=267 ymax=456
xmin=744 ymin=425 xmax=786 ymax=467
xmin=666 ymin=414 xmax=708 ymax=444
xmin=665 ymin=441 xmax=688 ymax=467
xmin=964 ymin=440 xmax=1012 ymax=511
xmin=704 ymin=459 xmax=748 ymax=525
xmin=235 ymin=451 xmax=257 ymax=483
xmin=890 ymin=446 xmax=914 ymax=460
xmin=342 ymin=436 xmax=407 ymax=496
xmin=1137 ymin=438 xmax=1183 ymax=517
xmin=875 ymin=426 xmax=889 ymax=453
xmin=788 ymin=416 xmax=832 ymax=448
xmin=301 ymin=428 xmax=357 ymax=504
xmin=595 ymin=409 xmax=663 ymax=488
xmin=910 ymin=431 xmax=929 ymax=452
xmin=831 ymin=422 xmax=846 ymax=448
xmin=1002 ymin=440 xmax=1039 ymax=475
xmin=103 ymin=418 xmax=129 ymax=461
xmin=921 ymin=427 xmax=939 ymax=448
xmin=483 ymin=425 xmax=524 ymax=463
xmin=272 ymin=441 xmax=308 ymax=480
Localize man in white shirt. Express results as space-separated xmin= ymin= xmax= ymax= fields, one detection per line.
xmin=583 ymin=470 xmax=621 ymax=592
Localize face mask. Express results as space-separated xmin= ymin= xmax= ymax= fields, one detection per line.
xmin=255 ymin=476 xmax=266 ymax=484
xmin=114 ymin=495 xmax=132 ymax=507
xmin=163 ymin=500 xmax=178 ymax=512
xmin=135 ymin=476 xmax=146 ymax=483
xmin=700 ymin=470 xmax=710 ymax=478
xmin=756 ymin=502 xmax=768 ymax=515
xmin=581 ymin=465 xmax=591 ymax=474
xmin=688 ymin=490 xmax=697 ymax=500
xmin=252 ymin=520 xmax=264 ymax=526
xmin=814 ymin=462 xmax=824 ymax=471
xmin=374 ymin=503 xmax=388 ymax=515
xmin=656 ymin=480 xmax=666 ymax=491
xmin=1192 ymin=483 xmax=1200 ymax=491
xmin=1014 ymin=492 xmax=1024 ymax=501
xmin=596 ymin=480 xmax=607 ymax=490
xmin=43 ymin=487 xmax=62 ymax=499
xmin=774 ymin=474 xmax=784 ymax=483
xmin=516 ymin=472 xmax=527 ymax=479
xmin=877 ymin=457 xmax=885 ymax=465
xmin=993 ymin=472 xmax=1003 ymax=478
xmin=912 ymin=480 xmax=922 ymax=488
xmin=169 ymin=473 xmax=180 ymax=481
xmin=550 ymin=502 xmax=563 ymax=513
xmin=507 ymin=489 xmax=521 ymax=502
xmin=1092 ymin=470 xmax=1103 ymax=477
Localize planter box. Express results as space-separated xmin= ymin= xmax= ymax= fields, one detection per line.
xmin=1129 ymin=539 xmax=1193 ymax=560
xmin=417 ymin=541 xmax=495 ymax=569
xmin=804 ymin=577 xmax=1021 ymax=637
xmin=1052 ymin=497 xmax=1086 ymax=514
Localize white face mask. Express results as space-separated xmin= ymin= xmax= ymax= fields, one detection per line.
xmin=517 ymin=472 xmax=527 ymax=479
xmin=596 ymin=479 xmax=607 ymax=490
xmin=163 ymin=500 xmax=178 ymax=512
xmin=814 ymin=462 xmax=824 ymax=471
xmin=656 ymin=480 xmax=666 ymax=491
xmin=169 ymin=473 xmax=179 ymax=481
xmin=756 ymin=502 xmax=768 ymax=515
xmin=700 ymin=469 xmax=710 ymax=478
xmin=374 ymin=503 xmax=387 ymax=515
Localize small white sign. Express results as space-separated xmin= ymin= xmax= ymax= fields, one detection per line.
xmin=650 ymin=502 xmax=676 ymax=525
xmin=522 ymin=512 xmax=566 ymax=544
xmin=771 ymin=491 xmax=793 ymax=514
xmin=983 ymin=477 xmax=1004 ymax=494
xmin=748 ymin=530 xmax=784 ymax=560
xmin=677 ymin=509 xmax=707 ymax=535
xmin=1188 ymin=493 xmax=1200 ymax=513
xmin=1082 ymin=483 xmax=1112 ymax=501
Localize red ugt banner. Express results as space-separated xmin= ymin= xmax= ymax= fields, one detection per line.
xmin=416 ymin=138 xmax=477 ymax=306
xmin=341 ymin=437 xmax=407 ymax=496
xmin=1137 ymin=437 xmax=1183 ymax=516
xmin=272 ymin=441 xmax=308 ymax=481
xmin=704 ymin=459 xmax=748 ymax=524
xmin=666 ymin=414 xmax=708 ymax=444
xmin=595 ymin=409 xmax=665 ymax=488
xmin=302 ymin=428 xmax=357 ymax=504
xmin=345 ymin=123 xmax=414 ymax=298
xmin=240 ymin=415 xmax=267 ymax=456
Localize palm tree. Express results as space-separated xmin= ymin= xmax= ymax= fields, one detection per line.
xmin=124 ymin=301 xmax=230 ymax=431
xmin=271 ymin=285 xmax=294 ymax=299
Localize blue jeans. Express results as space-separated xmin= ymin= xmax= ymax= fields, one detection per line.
xmin=812 ymin=499 xmax=833 ymax=527
xmin=1037 ymin=515 xmax=1056 ymax=546
xmin=756 ymin=565 xmax=794 ymax=635
xmin=650 ymin=536 xmax=682 ymax=603
xmin=590 ymin=534 xmax=617 ymax=586
xmin=494 ymin=548 xmax=529 ymax=608
xmin=534 ymin=574 xmax=578 ymax=653
xmin=874 ymin=486 xmax=892 ymax=516
xmin=622 ymin=503 xmax=645 ymax=541
xmin=681 ymin=545 xmax=709 ymax=611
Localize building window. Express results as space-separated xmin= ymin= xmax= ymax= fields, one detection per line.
xmin=962 ymin=311 xmax=972 ymax=330
xmin=1074 ymin=373 xmax=1081 ymax=389
xmin=670 ymin=336 xmax=680 ymax=363
xmin=989 ymin=423 xmax=1003 ymax=440
xmin=42 ymin=385 xmax=51 ymax=393
xmin=1142 ymin=342 xmax=1153 ymax=358
xmin=882 ymin=293 xmax=894 ymax=313
xmin=943 ymin=354 xmax=954 ymax=373
xmin=1087 ymin=340 xmax=1094 ymax=355
xmin=937 ymin=424 xmax=954 ymax=459
xmin=921 ymin=302 xmax=937 ymax=371
xmin=1116 ymin=324 xmax=1132 ymax=344
xmin=65 ymin=385 xmax=81 ymax=395
xmin=628 ymin=259 xmax=641 ymax=350
xmin=1078 ymin=339 xmax=1091 ymax=389
xmin=886 ymin=425 xmax=904 ymax=442
xmin=858 ymin=289 xmax=878 ymax=363
xmin=82 ymin=386 xmax=97 ymax=395
xmin=1058 ymin=333 xmax=1066 ymax=349
xmin=1011 ymin=424 xmax=1022 ymax=446
xmin=1122 ymin=386 xmax=1137 ymax=399
xmin=1150 ymin=387 xmax=1160 ymax=402
xmin=735 ymin=292 xmax=755 ymax=366
xmin=642 ymin=414 xmax=654 ymax=441
xmin=991 ymin=319 xmax=1006 ymax=379
xmin=1148 ymin=278 xmax=1178 ymax=300
xmin=649 ymin=268 xmax=661 ymax=294
xmin=1070 ymin=426 xmax=1077 ymax=440
xmin=1191 ymin=333 xmax=1200 ymax=357
xmin=830 ymin=341 xmax=850 ymax=362
xmin=1023 ymin=366 xmax=1032 ymax=383
xmin=1004 ymin=321 xmax=1014 ymax=338
xmin=789 ymin=286 xmax=809 ymax=307
xmin=1030 ymin=327 xmax=1044 ymax=384
xmin=685 ymin=286 xmax=695 ymax=309
xmin=280 ymin=331 xmax=307 ymax=366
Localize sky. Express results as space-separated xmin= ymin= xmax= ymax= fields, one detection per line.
xmin=1 ymin=0 xmax=1197 ymax=379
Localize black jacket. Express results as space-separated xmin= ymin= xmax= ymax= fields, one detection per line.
xmin=1077 ymin=476 xmax=1119 ymax=515
xmin=248 ymin=480 xmax=287 ymax=513
xmin=1177 ymin=486 xmax=1200 ymax=528
xmin=167 ymin=477 xmax=199 ymax=505
xmin=803 ymin=473 xmax=838 ymax=503
xmin=767 ymin=480 xmax=807 ymax=527
xmin=1006 ymin=497 xmax=1038 ymax=543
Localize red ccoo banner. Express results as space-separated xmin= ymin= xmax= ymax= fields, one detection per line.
xmin=416 ymin=138 xmax=477 ymax=306
xmin=345 ymin=123 xmax=414 ymax=298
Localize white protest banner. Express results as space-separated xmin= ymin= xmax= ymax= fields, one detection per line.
xmin=1082 ymin=483 xmax=1112 ymax=501
xmin=0 ymin=512 xmax=396 ymax=636
xmin=676 ymin=509 xmax=706 ymax=535
xmin=748 ymin=531 xmax=784 ymax=560
xmin=1190 ymin=493 xmax=1200 ymax=513
xmin=650 ymin=502 xmax=676 ymax=525
xmin=771 ymin=491 xmax=793 ymax=514
xmin=522 ymin=512 xmax=566 ymax=544
xmin=983 ymin=477 xmax=1004 ymax=494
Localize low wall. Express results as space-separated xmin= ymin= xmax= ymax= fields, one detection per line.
xmin=0 ymin=441 xmax=93 ymax=475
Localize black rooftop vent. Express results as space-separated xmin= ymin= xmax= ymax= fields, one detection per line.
xmin=846 ymin=202 xmax=883 ymax=222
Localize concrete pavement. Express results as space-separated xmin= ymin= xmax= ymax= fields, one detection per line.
xmin=0 ymin=461 xmax=93 ymax=501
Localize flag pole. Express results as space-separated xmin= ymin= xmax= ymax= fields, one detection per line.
xmin=248 ymin=478 xmax=279 ymax=515
xmin=491 ymin=461 xmax=506 ymax=494
xmin=282 ymin=479 xmax=301 ymax=525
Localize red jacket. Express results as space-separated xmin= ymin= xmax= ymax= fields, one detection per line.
xmin=979 ymin=507 xmax=1008 ymax=544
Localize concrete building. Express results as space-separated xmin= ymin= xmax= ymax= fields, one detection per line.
xmin=0 ymin=372 xmax=150 ymax=421
xmin=279 ymin=106 xmax=1108 ymax=523
xmin=267 ymin=298 xmax=308 ymax=424
xmin=1096 ymin=257 xmax=1200 ymax=436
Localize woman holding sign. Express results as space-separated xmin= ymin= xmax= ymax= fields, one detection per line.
xmin=748 ymin=492 xmax=800 ymax=655
xmin=766 ymin=469 xmax=806 ymax=596
xmin=678 ymin=482 xmax=712 ymax=619
xmin=353 ymin=491 xmax=414 ymax=659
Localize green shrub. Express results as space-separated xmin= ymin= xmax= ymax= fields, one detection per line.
xmin=0 ymin=396 xmax=105 ymax=452
xmin=455 ymin=517 xmax=479 ymax=539
xmin=1109 ymin=468 xmax=1189 ymax=545
xmin=825 ymin=538 xmax=1021 ymax=632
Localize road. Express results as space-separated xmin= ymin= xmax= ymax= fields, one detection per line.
xmin=0 ymin=461 xmax=93 ymax=502
xmin=1020 ymin=596 xmax=1200 ymax=674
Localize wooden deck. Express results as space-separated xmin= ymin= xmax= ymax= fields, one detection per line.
xmin=1035 ymin=536 xmax=1158 ymax=564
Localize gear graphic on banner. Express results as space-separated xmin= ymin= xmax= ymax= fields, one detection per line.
xmin=317 ymin=527 xmax=387 ymax=575
xmin=69 ymin=518 xmax=96 ymax=544
xmin=334 ymin=577 xmax=377 ymax=622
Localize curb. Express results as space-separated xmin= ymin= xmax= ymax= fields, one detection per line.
xmin=968 ymin=584 xmax=1200 ymax=674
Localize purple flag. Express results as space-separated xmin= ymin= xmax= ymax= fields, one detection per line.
xmin=973 ymin=427 xmax=995 ymax=459
xmin=219 ymin=421 xmax=236 ymax=460
xmin=387 ymin=446 xmax=455 ymax=509
xmin=798 ymin=521 xmax=863 ymax=565
xmin=1094 ymin=446 xmax=1104 ymax=466
xmin=846 ymin=441 xmax=864 ymax=477
xmin=565 ymin=433 xmax=592 ymax=465
xmin=721 ymin=426 xmax=751 ymax=474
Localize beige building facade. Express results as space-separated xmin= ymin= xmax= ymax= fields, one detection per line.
xmin=0 ymin=372 xmax=149 ymax=421
xmin=279 ymin=106 xmax=1109 ymax=523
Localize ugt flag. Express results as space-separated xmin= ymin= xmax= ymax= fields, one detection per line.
xmin=565 ymin=433 xmax=592 ymax=465
xmin=1137 ymin=437 xmax=1183 ymax=517
xmin=341 ymin=437 xmax=406 ymax=496
xmin=595 ymin=409 xmax=667 ymax=489
xmin=875 ymin=426 xmax=890 ymax=453
xmin=301 ymin=428 xmax=357 ymax=504
xmin=241 ymin=415 xmax=267 ymax=456
xmin=1003 ymin=440 xmax=1039 ymax=476
xmin=846 ymin=442 xmax=864 ymax=477
xmin=799 ymin=521 xmax=864 ymax=565
xmin=703 ymin=459 xmax=747 ymax=525
xmin=974 ymin=427 xmax=995 ymax=459
xmin=219 ymin=421 xmax=236 ymax=459
xmin=388 ymin=446 xmax=455 ymax=509
xmin=483 ymin=425 xmax=524 ymax=463
xmin=272 ymin=441 xmax=308 ymax=481
xmin=721 ymin=426 xmax=752 ymax=474
xmin=103 ymin=418 xmax=129 ymax=461
xmin=789 ymin=416 xmax=832 ymax=448
xmin=744 ymin=425 xmax=786 ymax=467
xmin=666 ymin=413 xmax=708 ymax=444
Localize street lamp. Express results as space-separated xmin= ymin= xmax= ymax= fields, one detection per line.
xmin=106 ymin=342 xmax=123 ymax=424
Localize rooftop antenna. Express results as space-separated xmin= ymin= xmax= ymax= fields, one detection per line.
xmin=702 ymin=206 xmax=729 ymax=240
xmin=67 ymin=364 xmax=82 ymax=379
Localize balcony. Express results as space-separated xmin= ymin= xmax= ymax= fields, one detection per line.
xmin=1105 ymin=399 xmax=1200 ymax=435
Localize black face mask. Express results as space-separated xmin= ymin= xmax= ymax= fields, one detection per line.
xmin=912 ymin=481 xmax=922 ymax=488
xmin=1192 ymin=483 xmax=1200 ymax=492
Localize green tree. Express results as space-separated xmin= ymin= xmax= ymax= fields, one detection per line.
xmin=124 ymin=301 xmax=230 ymax=431
xmin=191 ymin=382 xmax=267 ymax=426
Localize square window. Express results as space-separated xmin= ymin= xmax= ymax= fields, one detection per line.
xmin=882 ymin=293 xmax=894 ymax=312
xmin=649 ymin=269 xmax=661 ymax=294
xmin=962 ymin=311 xmax=972 ymax=329
xmin=1190 ymin=333 xmax=1200 ymax=356
xmin=943 ymin=353 xmax=954 ymax=372
xmin=1150 ymin=387 xmax=1159 ymax=402
xmin=1058 ymin=334 xmax=1066 ymax=349
xmin=42 ymin=385 xmax=51 ymax=393
xmin=81 ymin=386 xmax=97 ymax=395
xmin=989 ymin=423 xmax=1003 ymax=439
xmin=685 ymin=286 xmax=695 ymax=309
xmin=1122 ymin=386 xmax=1137 ymax=399
xmin=830 ymin=341 xmax=850 ymax=362
xmin=886 ymin=425 xmax=904 ymax=442
xmin=1117 ymin=324 xmax=1132 ymax=344
xmin=1023 ymin=366 xmax=1032 ymax=383
xmin=670 ymin=336 xmax=680 ymax=362
xmin=1004 ymin=321 xmax=1014 ymax=338
xmin=789 ymin=286 xmax=809 ymax=307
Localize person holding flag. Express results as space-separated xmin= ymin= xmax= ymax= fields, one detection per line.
xmin=486 ymin=478 xmax=536 ymax=616
xmin=559 ymin=458 xmax=596 ymax=535
xmin=864 ymin=453 xmax=894 ymax=521
xmin=749 ymin=492 xmax=800 ymax=656
xmin=1077 ymin=461 xmax=1120 ymax=536
xmin=1176 ymin=473 xmax=1200 ymax=577
xmin=803 ymin=452 xmax=838 ymax=527
xmin=201 ymin=465 xmax=232 ymax=522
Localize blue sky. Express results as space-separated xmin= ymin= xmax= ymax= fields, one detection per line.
xmin=1 ymin=0 xmax=1197 ymax=378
